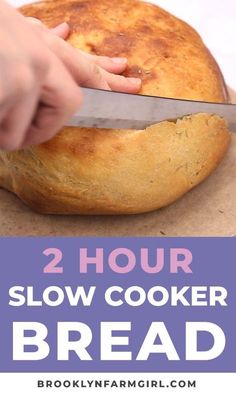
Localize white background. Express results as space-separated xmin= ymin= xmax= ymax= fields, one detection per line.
xmin=0 ymin=373 xmax=235 ymax=396
xmin=8 ymin=0 xmax=236 ymax=93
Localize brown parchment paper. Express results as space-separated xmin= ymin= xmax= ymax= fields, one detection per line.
xmin=0 ymin=93 xmax=235 ymax=237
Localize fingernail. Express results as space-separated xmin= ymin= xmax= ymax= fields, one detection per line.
xmin=127 ymin=77 xmax=142 ymax=85
xmin=53 ymin=22 xmax=70 ymax=31
xmin=112 ymin=57 xmax=127 ymax=64
xmin=51 ymin=22 xmax=70 ymax=37
xmin=57 ymin=22 xmax=70 ymax=29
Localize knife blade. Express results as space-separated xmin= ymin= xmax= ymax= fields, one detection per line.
xmin=67 ymin=87 xmax=236 ymax=131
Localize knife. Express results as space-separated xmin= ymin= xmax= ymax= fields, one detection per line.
xmin=67 ymin=87 xmax=236 ymax=131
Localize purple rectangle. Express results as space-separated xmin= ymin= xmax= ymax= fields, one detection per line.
xmin=0 ymin=237 xmax=235 ymax=373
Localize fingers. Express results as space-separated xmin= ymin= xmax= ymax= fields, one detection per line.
xmin=79 ymin=51 xmax=128 ymax=74
xmin=0 ymin=10 xmax=141 ymax=151
xmin=43 ymin=34 xmax=111 ymax=90
xmin=26 ymin=19 xmax=129 ymax=77
xmin=22 ymin=53 xmax=83 ymax=147
xmin=74 ymin=58 xmax=111 ymax=90
xmin=26 ymin=17 xmax=70 ymax=39
xmin=99 ymin=67 xmax=141 ymax=93
xmin=42 ymin=33 xmax=141 ymax=92
xmin=26 ymin=17 xmax=142 ymax=92
xmin=26 ymin=17 xmax=47 ymax=30
xmin=50 ymin=22 xmax=70 ymax=39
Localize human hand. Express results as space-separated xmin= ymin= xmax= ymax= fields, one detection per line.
xmin=0 ymin=4 xmax=141 ymax=151
xmin=26 ymin=17 xmax=141 ymax=92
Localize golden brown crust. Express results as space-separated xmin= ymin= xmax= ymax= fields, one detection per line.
xmin=0 ymin=114 xmax=230 ymax=214
xmin=0 ymin=0 xmax=231 ymax=215
xmin=20 ymin=0 xmax=228 ymax=102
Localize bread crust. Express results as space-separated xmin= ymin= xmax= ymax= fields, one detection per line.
xmin=0 ymin=0 xmax=231 ymax=214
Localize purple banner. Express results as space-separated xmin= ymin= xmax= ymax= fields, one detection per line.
xmin=0 ymin=237 xmax=235 ymax=373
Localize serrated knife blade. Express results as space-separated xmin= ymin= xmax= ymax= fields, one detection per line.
xmin=67 ymin=87 xmax=236 ymax=131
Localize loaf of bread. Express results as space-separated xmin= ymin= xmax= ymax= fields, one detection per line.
xmin=0 ymin=0 xmax=231 ymax=214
